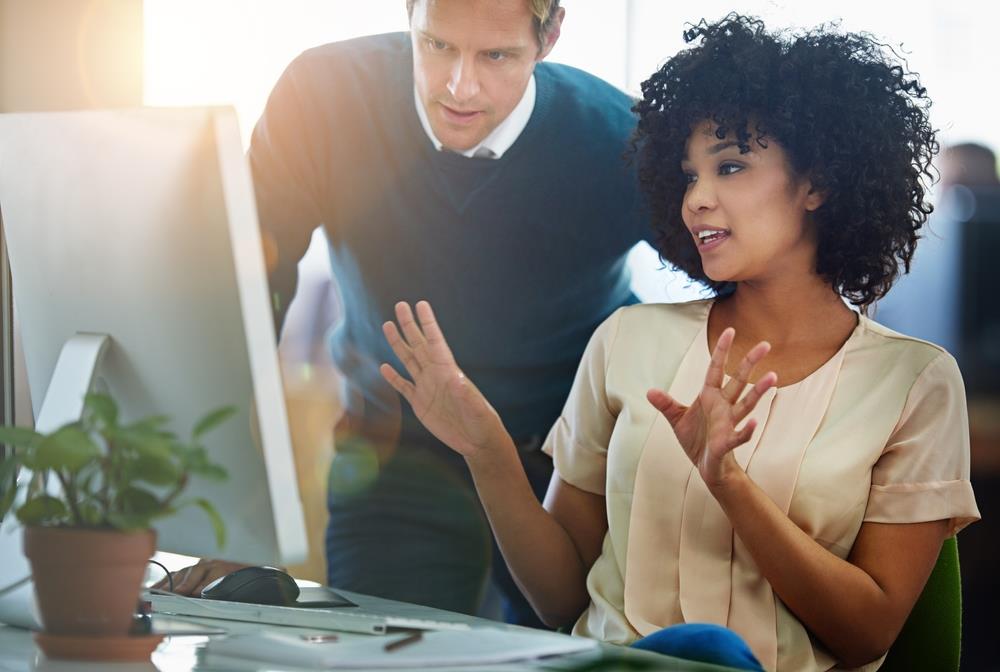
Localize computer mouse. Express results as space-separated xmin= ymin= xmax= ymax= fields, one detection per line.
xmin=201 ymin=566 xmax=301 ymax=606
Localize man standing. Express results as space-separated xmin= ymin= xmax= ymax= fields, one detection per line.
xmin=171 ymin=0 xmax=650 ymax=627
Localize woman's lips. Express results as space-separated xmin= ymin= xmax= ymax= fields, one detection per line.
xmin=695 ymin=230 xmax=731 ymax=253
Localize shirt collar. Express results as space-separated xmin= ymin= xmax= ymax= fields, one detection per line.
xmin=413 ymin=74 xmax=536 ymax=159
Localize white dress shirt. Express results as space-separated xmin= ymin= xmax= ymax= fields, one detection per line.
xmin=414 ymin=74 xmax=536 ymax=159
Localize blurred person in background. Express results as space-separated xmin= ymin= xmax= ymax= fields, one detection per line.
xmin=879 ymin=142 xmax=1000 ymax=671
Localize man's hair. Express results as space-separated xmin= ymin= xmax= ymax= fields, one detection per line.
xmin=405 ymin=0 xmax=562 ymax=50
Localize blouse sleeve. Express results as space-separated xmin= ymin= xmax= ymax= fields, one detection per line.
xmin=540 ymin=309 xmax=623 ymax=495
xmin=865 ymin=352 xmax=981 ymax=535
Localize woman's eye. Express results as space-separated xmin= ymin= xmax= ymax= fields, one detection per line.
xmin=428 ymin=39 xmax=447 ymax=51
xmin=719 ymin=162 xmax=743 ymax=176
xmin=683 ymin=172 xmax=698 ymax=185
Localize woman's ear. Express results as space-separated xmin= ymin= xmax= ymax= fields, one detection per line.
xmin=804 ymin=180 xmax=827 ymax=212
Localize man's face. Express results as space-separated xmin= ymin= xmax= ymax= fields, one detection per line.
xmin=409 ymin=0 xmax=557 ymax=152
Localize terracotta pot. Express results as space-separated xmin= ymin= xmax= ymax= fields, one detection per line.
xmin=23 ymin=526 xmax=156 ymax=637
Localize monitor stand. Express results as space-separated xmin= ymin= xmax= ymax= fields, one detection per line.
xmin=34 ymin=332 xmax=109 ymax=433
xmin=0 ymin=333 xmax=108 ymax=629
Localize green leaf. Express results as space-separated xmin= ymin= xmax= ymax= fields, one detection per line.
xmin=0 ymin=457 xmax=20 ymax=520
xmin=16 ymin=495 xmax=68 ymax=525
xmin=189 ymin=463 xmax=228 ymax=482
xmin=128 ymin=452 xmax=180 ymax=486
xmin=192 ymin=406 xmax=236 ymax=439
xmin=118 ymin=486 xmax=161 ymax=516
xmin=79 ymin=501 xmax=103 ymax=526
xmin=185 ymin=497 xmax=227 ymax=549
xmin=0 ymin=426 xmax=43 ymax=448
xmin=128 ymin=437 xmax=174 ymax=460
xmin=29 ymin=427 xmax=101 ymax=473
xmin=166 ymin=441 xmax=196 ymax=462
xmin=84 ymin=393 xmax=118 ymax=427
xmin=115 ymin=426 xmax=175 ymax=449
xmin=0 ymin=486 xmax=17 ymax=520
xmin=0 ymin=453 xmax=21 ymax=484
xmin=106 ymin=512 xmax=152 ymax=531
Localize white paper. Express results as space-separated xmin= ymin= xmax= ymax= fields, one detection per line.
xmin=205 ymin=627 xmax=598 ymax=669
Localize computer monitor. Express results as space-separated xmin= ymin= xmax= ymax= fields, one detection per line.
xmin=0 ymin=107 xmax=308 ymax=567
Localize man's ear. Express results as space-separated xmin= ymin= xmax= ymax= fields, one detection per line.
xmin=536 ymin=7 xmax=565 ymax=61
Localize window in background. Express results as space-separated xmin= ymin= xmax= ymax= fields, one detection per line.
xmin=145 ymin=1 xmax=996 ymax=302
xmin=142 ymin=0 xmax=702 ymax=303
xmin=626 ymin=0 xmax=998 ymax=153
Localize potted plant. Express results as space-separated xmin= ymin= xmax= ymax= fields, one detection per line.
xmin=0 ymin=392 xmax=231 ymax=652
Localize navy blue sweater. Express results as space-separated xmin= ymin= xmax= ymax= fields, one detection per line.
xmin=250 ymin=32 xmax=650 ymax=447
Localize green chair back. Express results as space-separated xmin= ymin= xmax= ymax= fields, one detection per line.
xmin=881 ymin=536 xmax=961 ymax=672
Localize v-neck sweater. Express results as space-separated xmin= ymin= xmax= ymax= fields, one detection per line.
xmin=250 ymin=32 xmax=651 ymax=445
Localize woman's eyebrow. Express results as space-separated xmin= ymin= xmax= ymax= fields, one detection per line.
xmin=708 ymin=140 xmax=740 ymax=154
xmin=682 ymin=140 xmax=741 ymax=162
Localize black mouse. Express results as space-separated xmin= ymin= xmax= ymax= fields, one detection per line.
xmin=201 ymin=566 xmax=301 ymax=606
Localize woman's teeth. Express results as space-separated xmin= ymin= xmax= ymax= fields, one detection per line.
xmin=698 ymin=230 xmax=729 ymax=245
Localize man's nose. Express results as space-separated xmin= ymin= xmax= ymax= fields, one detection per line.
xmin=447 ymin=55 xmax=480 ymax=103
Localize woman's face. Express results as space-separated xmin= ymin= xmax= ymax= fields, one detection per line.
xmin=680 ymin=121 xmax=824 ymax=285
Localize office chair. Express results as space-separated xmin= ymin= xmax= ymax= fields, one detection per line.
xmin=881 ymin=536 xmax=962 ymax=672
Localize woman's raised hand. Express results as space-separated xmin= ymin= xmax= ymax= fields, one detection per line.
xmin=380 ymin=301 xmax=508 ymax=458
xmin=647 ymin=328 xmax=777 ymax=488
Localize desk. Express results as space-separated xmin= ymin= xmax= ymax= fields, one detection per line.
xmin=0 ymin=588 xmax=741 ymax=671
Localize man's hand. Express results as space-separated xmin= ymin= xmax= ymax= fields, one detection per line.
xmin=151 ymin=559 xmax=250 ymax=596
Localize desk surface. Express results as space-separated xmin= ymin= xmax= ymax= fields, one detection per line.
xmin=0 ymin=588 xmax=741 ymax=672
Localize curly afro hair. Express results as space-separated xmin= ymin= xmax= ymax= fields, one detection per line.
xmin=633 ymin=14 xmax=938 ymax=310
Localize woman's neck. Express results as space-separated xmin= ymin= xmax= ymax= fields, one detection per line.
xmin=714 ymin=274 xmax=856 ymax=348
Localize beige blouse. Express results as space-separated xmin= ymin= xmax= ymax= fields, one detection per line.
xmin=542 ymin=300 xmax=980 ymax=672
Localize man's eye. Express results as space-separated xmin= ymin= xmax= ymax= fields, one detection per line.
xmin=719 ymin=163 xmax=743 ymax=176
xmin=427 ymin=38 xmax=447 ymax=50
xmin=486 ymin=51 xmax=506 ymax=61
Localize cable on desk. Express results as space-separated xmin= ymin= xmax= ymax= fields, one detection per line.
xmin=148 ymin=559 xmax=173 ymax=593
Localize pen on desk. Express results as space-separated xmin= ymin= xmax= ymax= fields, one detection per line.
xmin=384 ymin=631 xmax=422 ymax=652
xmin=301 ymin=634 xmax=340 ymax=643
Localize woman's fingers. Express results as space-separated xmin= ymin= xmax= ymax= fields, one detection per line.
xmin=394 ymin=301 xmax=428 ymax=357
xmin=380 ymin=363 xmax=416 ymax=403
xmin=383 ymin=320 xmax=422 ymax=377
xmin=729 ymin=418 xmax=757 ymax=449
xmin=647 ymin=388 xmax=688 ymax=426
xmin=733 ymin=371 xmax=778 ymax=421
xmin=415 ymin=300 xmax=455 ymax=363
xmin=722 ymin=340 xmax=771 ymax=403
xmin=705 ymin=327 xmax=735 ymax=389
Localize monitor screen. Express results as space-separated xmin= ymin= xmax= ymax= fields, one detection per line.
xmin=0 ymin=107 xmax=308 ymax=567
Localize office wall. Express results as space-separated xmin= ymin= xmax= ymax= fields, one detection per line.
xmin=0 ymin=0 xmax=142 ymax=112
xmin=0 ymin=0 xmax=143 ymax=426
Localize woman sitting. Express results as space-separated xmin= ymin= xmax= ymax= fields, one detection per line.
xmin=379 ymin=14 xmax=980 ymax=671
